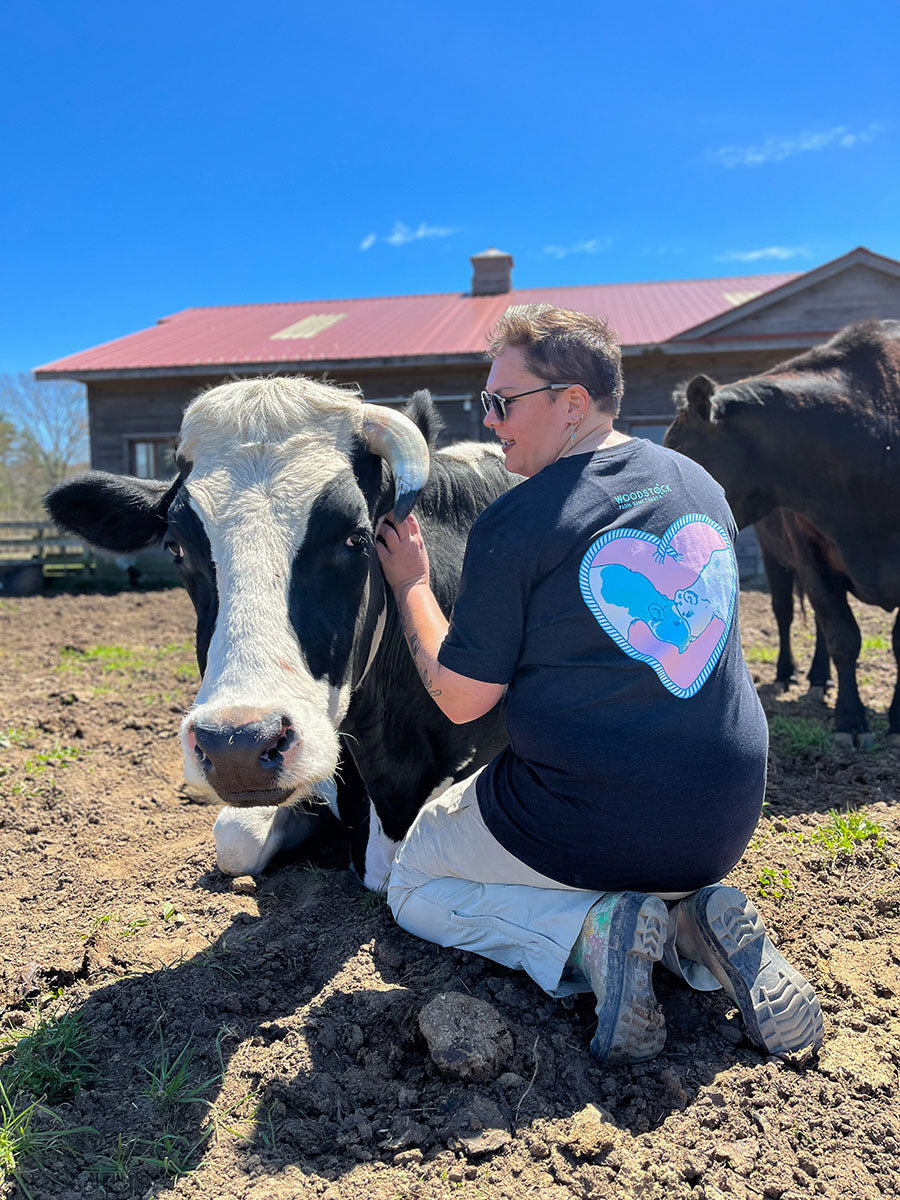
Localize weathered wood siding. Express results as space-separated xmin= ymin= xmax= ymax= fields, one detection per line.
xmin=86 ymin=261 xmax=900 ymax=480
xmin=87 ymin=349 xmax=811 ymax=474
xmin=620 ymin=349 xmax=785 ymax=420
xmin=89 ymin=378 xmax=209 ymax=474
xmin=700 ymin=263 xmax=900 ymax=340
xmin=88 ymin=367 xmax=492 ymax=474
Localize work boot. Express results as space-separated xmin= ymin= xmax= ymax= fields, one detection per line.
xmin=671 ymin=885 xmax=824 ymax=1056
xmin=571 ymin=892 xmax=668 ymax=1065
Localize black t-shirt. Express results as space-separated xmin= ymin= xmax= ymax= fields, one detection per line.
xmin=438 ymin=438 xmax=768 ymax=893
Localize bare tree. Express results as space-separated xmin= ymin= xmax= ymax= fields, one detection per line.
xmin=0 ymin=412 xmax=19 ymax=515
xmin=0 ymin=374 xmax=89 ymax=517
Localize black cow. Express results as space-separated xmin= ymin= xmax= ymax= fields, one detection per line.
xmin=46 ymin=378 xmax=515 ymax=884
xmin=665 ymin=320 xmax=900 ymax=747
xmin=756 ymin=509 xmax=831 ymax=694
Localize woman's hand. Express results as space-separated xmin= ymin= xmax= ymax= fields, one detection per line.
xmin=376 ymin=512 xmax=430 ymax=596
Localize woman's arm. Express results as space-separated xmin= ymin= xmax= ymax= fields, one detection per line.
xmin=376 ymin=514 xmax=506 ymax=724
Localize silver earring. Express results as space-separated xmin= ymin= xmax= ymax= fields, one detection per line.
xmin=570 ymin=425 xmax=577 ymax=446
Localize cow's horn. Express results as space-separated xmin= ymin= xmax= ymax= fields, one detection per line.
xmin=361 ymin=404 xmax=430 ymax=523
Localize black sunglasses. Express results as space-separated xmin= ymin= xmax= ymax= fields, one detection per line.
xmin=480 ymin=383 xmax=571 ymax=422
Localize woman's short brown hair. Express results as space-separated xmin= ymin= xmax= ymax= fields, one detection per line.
xmin=487 ymin=304 xmax=624 ymax=416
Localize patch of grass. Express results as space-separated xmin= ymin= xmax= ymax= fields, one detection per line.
xmin=83 ymin=912 xmax=149 ymax=941
xmin=757 ymin=866 xmax=794 ymax=903
xmin=861 ymin=634 xmax=889 ymax=653
xmin=768 ymin=714 xmax=833 ymax=756
xmin=745 ymin=644 xmax=778 ymax=664
xmin=122 ymin=915 xmax=150 ymax=938
xmin=59 ymin=644 xmax=146 ymax=672
xmin=58 ymin=639 xmax=195 ymax=677
xmin=202 ymin=1030 xmax=271 ymax=1143
xmin=253 ymin=1100 xmax=277 ymax=1148
xmin=160 ymin=900 xmax=186 ymax=923
xmin=199 ymin=937 xmax=248 ymax=982
xmin=22 ymin=744 xmax=82 ymax=773
xmin=93 ymin=1130 xmax=207 ymax=1184
xmin=0 ymin=1080 xmax=91 ymax=1200
xmin=0 ymin=1003 xmax=96 ymax=1104
xmin=0 ymin=727 xmax=33 ymax=749
xmin=205 ymin=1086 xmax=267 ymax=1143
xmin=807 ymin=808 xmax=887 ymax=858
xmin=140 ymin=1036 xmax=219 ymax=1110
xmin=10 ymin=743 xmax=85 ymax=795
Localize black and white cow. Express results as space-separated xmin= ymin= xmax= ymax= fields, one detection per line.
xmin=46 ymin=378 xmax=515 ymax=885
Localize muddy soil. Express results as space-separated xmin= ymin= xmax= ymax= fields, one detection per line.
xmin=1 ymin=585 xmax=898 ymax=1200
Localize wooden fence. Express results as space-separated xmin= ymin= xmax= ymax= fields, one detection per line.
xmin=0 ymin=520 xmax=94 ymax=593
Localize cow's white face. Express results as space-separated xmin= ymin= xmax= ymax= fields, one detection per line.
xmin=172 ymin=379 xmax=385 ymax=807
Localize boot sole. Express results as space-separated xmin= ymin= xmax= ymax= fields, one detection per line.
xmin=591 ymin=893 xmax=668 ymax=1065
xmin=691 ymin=886 xmax=824 ymax=1056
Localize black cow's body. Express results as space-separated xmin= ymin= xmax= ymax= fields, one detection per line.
xmin=46 ymin=381 xmax=516 ymax=881
xmin=755 ymin=509 xmax=831 ymax=693
xmin=665 ymin=320 xmax=900 ymax=745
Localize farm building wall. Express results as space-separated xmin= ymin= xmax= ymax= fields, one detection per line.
xmin=87 ymin=364 xmax=493 ymax=475
xmin=709 ymin=263 xmax=900 ymax=340
xmin=86 ymin=348 xmax=793 ymax=475
xmin=84 ymin=351 xmax=789 ymax=584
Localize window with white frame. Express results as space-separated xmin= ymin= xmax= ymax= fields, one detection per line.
xmin=130 ymin=439 xmax=178 ymax=479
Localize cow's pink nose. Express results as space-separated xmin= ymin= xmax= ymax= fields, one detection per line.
xmin=189 ymin=714 xmax=297 ymax=801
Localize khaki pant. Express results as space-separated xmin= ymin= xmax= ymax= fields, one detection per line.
xmin=387 ymin=770 xmax=719 ymax=997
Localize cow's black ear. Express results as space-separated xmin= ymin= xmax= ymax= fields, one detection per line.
xmin=685 ymin=375 xmax=716 ymax=422
xmin=44 ymin=472 xmax=181 ymax=552
xmin=403 ymin=390 xmax=442 ymax=451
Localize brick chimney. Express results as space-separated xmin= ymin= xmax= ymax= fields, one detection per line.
xmin=470 ymin=247 xmax=513 ymax=295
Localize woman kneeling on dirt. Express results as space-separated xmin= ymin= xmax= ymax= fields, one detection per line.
xmin=376 ymin=305 xmax=823 ymax=1065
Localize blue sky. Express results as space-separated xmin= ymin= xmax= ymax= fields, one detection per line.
xmin=1 ymin=0 xmax=897 ymax=375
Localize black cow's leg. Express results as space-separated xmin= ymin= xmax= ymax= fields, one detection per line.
xmin=805 ymin=580 xmax=868 ymax=746
xmin=888 ymin=610 xmax=900 ymax=743
xmin=763 ymin=548 xmax=797 ymax=689
xmin=807 ymin=617 xmax=832 ymax=696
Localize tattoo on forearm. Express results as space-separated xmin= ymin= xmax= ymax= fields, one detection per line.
xmin=404 ymin=627 xmax=443 ymax=698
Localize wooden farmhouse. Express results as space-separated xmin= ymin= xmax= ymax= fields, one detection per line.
xmin=36 ymin=244 xmax=900 ymax=474
xmin=35 ymin=245 xmax=900 ymax=579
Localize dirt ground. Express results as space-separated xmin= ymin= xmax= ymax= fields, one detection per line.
xmin=1 ymin=583 xmax=898 ymax=1200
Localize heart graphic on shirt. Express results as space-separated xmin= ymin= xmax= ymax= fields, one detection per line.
xmin=578 ymin=513 xmax=737 ymax=698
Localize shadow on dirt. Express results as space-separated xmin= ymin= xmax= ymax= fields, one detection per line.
xmin=754 ymin=678 xmax=900 ymax=822
xmin=12 ymin=837 xmax=823 ymax=1195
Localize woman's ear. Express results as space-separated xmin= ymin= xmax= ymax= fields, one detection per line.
xmin=564 ymin=385 xmax=591 ymax=419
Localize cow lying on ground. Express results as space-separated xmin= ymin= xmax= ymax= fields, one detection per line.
xmin=46 ymin=379 xmax=515 ymax=883
xmin=755 ymin=509 xmax=831 ymax=694
xmin=665 ymin=319 xmax=900 ymax=747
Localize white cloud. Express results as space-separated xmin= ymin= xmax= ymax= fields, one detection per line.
xmin=716 ymin=246 xmax=812 ymax=263
xmin=384 ymin=221 xmax=457 ymax=247
xmin=359 ymin=232 xmax=377 ymax=251
xmin=713 ymin=122 xmax=885 ymax=168
xmin=542 ymin=237 xmax=613 ymax=260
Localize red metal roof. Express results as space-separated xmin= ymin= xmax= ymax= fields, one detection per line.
xmin=35 ymin=272 xmax=798 ymax=377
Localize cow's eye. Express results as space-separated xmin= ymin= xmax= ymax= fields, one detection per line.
xmin=344 ymin=532 xmax=367 ymax=550
xmin=164 ymin=539 xmax=184 ymax=561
